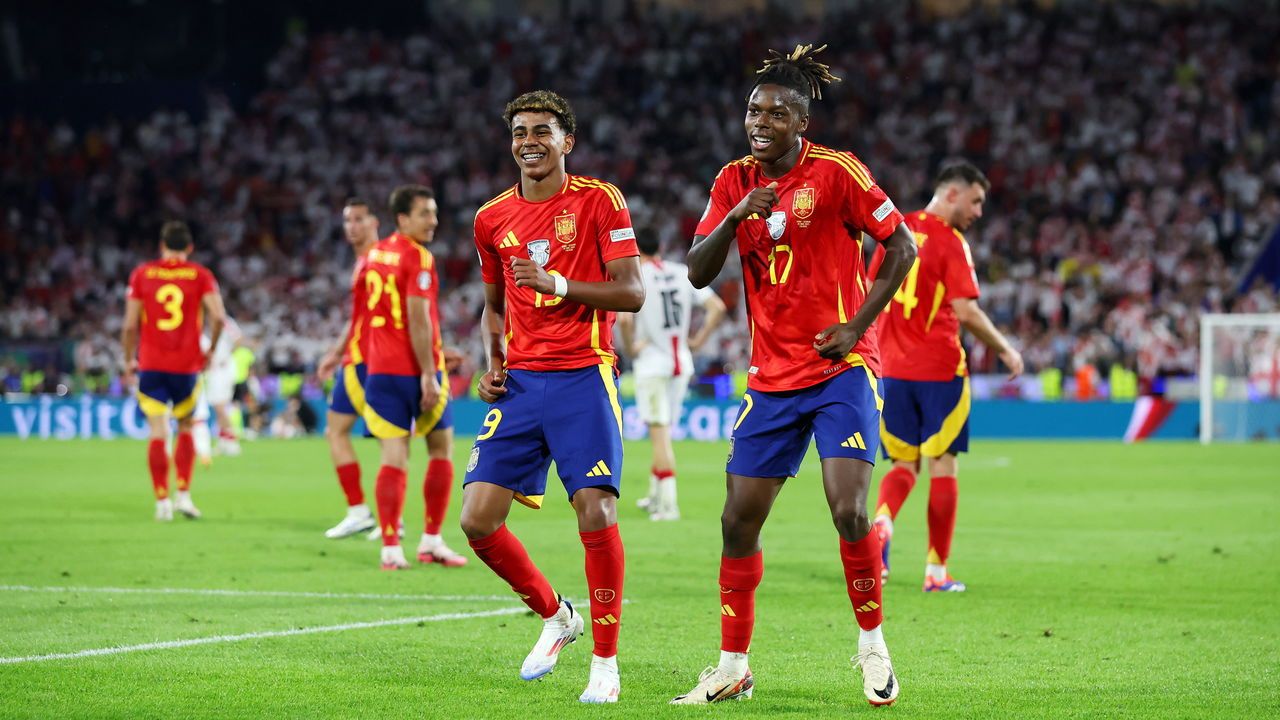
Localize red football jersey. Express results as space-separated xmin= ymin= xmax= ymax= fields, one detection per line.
xmin=126 ymin=257 xmax=220 ymax=373
xmin=362 ymin=232 xmax=440 ymax=376
xmin=696 ymin=138 xmax=905 ymax=392
xmin=474 ymin=174 xmax=639 ymax=371
xmin=872 ymin=210 xmax=981 ymax=381
xmin=341 ymin=253 xmax=373 ymax=366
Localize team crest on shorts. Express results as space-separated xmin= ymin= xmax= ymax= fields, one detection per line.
xmin=527 ymin=239 xmax=551 ymax=268
xmin=727 ymin=436 xmax=735 ymax=462
xmin=767 ymin=210 xmax=787 ymax=240
xmin=467 ymin=446 xmax=480 ymax=472
xmin=554 ymin=212 xmax=577 ymax=251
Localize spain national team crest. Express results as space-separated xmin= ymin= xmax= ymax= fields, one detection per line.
xmin=527 ymin=239 xmax=551 ymax=268
xmin=792 ymin=186 xmax=815 ymax=224
xmin=554 ymin=212 xmax=577 ymax=251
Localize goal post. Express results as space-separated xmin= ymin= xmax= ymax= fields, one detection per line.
xmin=1199 ymin=313 xmax=1280 ymax=444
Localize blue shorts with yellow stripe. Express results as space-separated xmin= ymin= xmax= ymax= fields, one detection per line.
xmin=726 ymin=365 xmax=883 ymax=478
xmin=463 ymin=366 xmax=624 ymax=509
xmin=137 ymin=371 xmax=201 ymax=419
xmin=361 ymin=371 xmax=452 ymax=439
xmin=879 ymin=375 xmax=971 ymax=462
xmin=329 ymin=362 xmax=368 ymax=416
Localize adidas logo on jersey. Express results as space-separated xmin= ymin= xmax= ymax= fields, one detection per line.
xmin=499 ymin=231 xmax=520 ymax=249
xmin=840 ymin=433 xmax=868 ymax=450
xmin=585 ymin=461 xmax=612 ymax=478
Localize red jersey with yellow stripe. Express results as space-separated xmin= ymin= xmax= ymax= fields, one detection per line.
xmin=341 ymin=253 xmax=373 ymax=366
xmin=474 ymin=174 xmax=639 ymax=371
xmin=695 ymin=138 xmax=905 ymax=392
xmin=872 ymin=210 xmax=981 ymax=381
xmin=126 ymin=257 xmax=219 ymax=374
xmin=362 ymin=232 xmax=442 ymax=376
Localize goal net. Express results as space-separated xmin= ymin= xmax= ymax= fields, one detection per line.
xmin=1199 ymin=313 xmax=1280 ymax=443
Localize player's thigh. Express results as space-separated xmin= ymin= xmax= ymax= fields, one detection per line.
xmin=668 ymin=372 xmax=693 ymax=424
xmin=918 ymin=375 xmax=971 ymax=459
xmin=725 ymin=387 xmax=812 ymax=479
xmin=810 ymin=366 xmax=883 ymax=464
xmin=206 ymin=367 xmax=236 ymax=406
xmin=879 ymin=377 xmax=924 ymax=463
xmin=326 ymin=409 xmax=357 ymax=437
xmin=634 ymin=374 xmax=671 ymax=426
xmin=545 ymin=366 xmax=625 ymax=501
xmin=426 ymin=425 xmax=453 ymax=458
xmin=464 ymin=370 xmax=553 ymax=510
xmin=362 ymin=374 xmax=418 ymax=440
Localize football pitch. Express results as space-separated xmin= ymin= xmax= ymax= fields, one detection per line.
xmin=0 ymin=437 xmax=1276 ymax=718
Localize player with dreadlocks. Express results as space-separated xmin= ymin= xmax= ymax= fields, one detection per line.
xmin=671 ymin=44 xmax=917 ymax=707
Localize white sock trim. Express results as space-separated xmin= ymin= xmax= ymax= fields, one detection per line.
xmin=718 ymin=650 xmax=749 ymax=676
xmin=859 ymin=625 xmax=885 ymax=647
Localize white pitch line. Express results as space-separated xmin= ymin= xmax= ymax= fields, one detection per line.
xmin=0 ymin=585 xmax=516 ymax=603
xmin=0 ymin=607 xmax=527 ymax=665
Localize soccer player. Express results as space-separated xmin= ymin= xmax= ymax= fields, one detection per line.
xmin=462 ymin=90 xmax=643 ymax=704
xmin=121 ymin=221 xmax=227 ymax=521
xmin=361 ymin=185 xmax=466 ymax=570
xmin=205 ymin=315 xmax=243 ymax=457
xmin=317 ymin=198 xmax=380 ymax=539
xmin=871 ymin=161 xmax=1024 ymax=592
xmin=670 ymin=45 xmax=917 ymax=707
xmin=617 ymin=235 xmax=726 ymax=521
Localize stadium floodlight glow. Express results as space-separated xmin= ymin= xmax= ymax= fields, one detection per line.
xmin=1199 ymin=313 xmax=1280 ymax=444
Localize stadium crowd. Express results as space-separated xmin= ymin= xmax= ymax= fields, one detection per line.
xmin=2 ymin=2 xmax=1278 ymax=400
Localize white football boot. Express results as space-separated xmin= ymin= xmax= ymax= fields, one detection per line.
xmin=854 ymin=643 xmax=900 ymax=706
xmin=520 ymin=597 xmax=584 ymax=681
xmin=415 ymin=534 xmax=468 ymax=567
xmin=380 ymin=545 xmax=410 ymax=571
xmin=155 ymin=498 xmax=173 ymax=522
xmin=579 ymin=654 xmax=620 ymax=704
xmin=325 ymin=505 xmax=376 ymax=539
xmin=175 ymin=491 xmax=202 ymax=520
xmin=649 ymin=480 xmax=680 ymax=521
xmin=670 ymin=665 xmax=754 ymax=704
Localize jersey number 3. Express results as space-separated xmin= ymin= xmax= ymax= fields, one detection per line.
xmin=155 ymin=284 xmax=185 ymax=331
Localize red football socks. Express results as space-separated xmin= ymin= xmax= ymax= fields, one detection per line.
xmin=423 ymin=459 xmax=453 ymax=536
xmin=719 ymin=552 xmax=763 ymax=653
xmin=336 ymin=462 xmax=363 ymax=506
xmin=174 ymin=432 xmax=195 ymax=492
xmin=374 ymin=465 xmax=406 ymax=546
xmin=653 ymin=467 xmax=675 ymax=481
xmin=148 ymin=439 xmax=169 ymax=500
xmin=875 ymin=465 xmax=917 ymax=519
xmin=581 ymin=524 xmax=625 ymax=658
xmin=840 ymin=532 xmax=884 ymax=630
xmin=927 ymin=475 xmax=959 ymax=565
xmin=468 ymin=524 xmax=558 ymax=618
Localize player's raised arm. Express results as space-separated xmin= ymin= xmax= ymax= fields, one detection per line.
xmin=687 ymin=182 xmax=779 ymax=288
xmin=511 ymin=254 xmax=643 ymax=312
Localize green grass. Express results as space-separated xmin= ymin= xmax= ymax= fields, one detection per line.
xmin=0 ymin=437 xmax=1277 ymax=718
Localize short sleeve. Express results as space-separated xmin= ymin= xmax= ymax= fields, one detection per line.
xmin=408 ymin=250 xmax=432 ymax=299
xmin=694 ymin=167 xmax=736 ymax=238
xmin=474 ymin=212 xmax=503 ymax=284
xmin=126 ymin=267 xmax=142 ymax=299
xmin=841 ymin=156 xmax=905 ymax=242
xmin=200 ymin=266 xmax=219 ymax=296
xmin=944 ymin=233 xmax=981 ymax=300
xmin=596 ymin=190 xmax=639 ymax=265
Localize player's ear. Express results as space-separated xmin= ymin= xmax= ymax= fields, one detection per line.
xmin=562 ymin=133 xmax=575 ymax=155
xmin=796 ymin=111 xmax=810 ymax=135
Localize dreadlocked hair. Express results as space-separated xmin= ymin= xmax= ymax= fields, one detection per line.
xmin=503 ymin=90 xmax=577 ymax=135
xmin=752 ymin=43 xmax=842 ymax=102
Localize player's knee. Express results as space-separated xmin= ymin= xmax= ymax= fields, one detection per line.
xmin=459 ymin=510 xmax=500 ymax=541
xmin=720 ymin=510 xmax=761 ymax=553
xmin=830 ymin=502 xmax=870 ymax=540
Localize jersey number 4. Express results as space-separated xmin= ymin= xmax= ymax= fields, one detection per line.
xmin=890 ymin=232 xmax=929 ymax=318
xmin=366 ymin=270 xmax=404 ymax=329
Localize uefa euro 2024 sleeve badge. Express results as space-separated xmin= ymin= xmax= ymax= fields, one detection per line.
xmin=527 ymin=239 xmax=551 ymax=268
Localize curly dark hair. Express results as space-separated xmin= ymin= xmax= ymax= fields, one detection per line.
xmin=503 ymin=90 xmax=578 ymax=135
xmin=751 ymin=43 xmax=842 ymax=105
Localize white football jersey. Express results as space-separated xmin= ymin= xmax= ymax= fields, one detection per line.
xmin=202 ymin=317 xmax=242 ymax=371
xmin=632 ymin=259 xmax=712 ymax=378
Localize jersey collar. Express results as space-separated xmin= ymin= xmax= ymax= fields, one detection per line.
xmin=513 ymin=173 xmax=571 ymax=204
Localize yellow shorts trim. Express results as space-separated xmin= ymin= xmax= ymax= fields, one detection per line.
xmin=363 ymin=404 xmax=409 ymax=439
xmin=879 ymin=420 xmax=920 ymax=463
xmin=920 ymin=376 xmax=971 ymax=458
xmin=597 ymin=364 xmax=623 ymax=441
xmin=344 ymin=363 xmax=367 ymax=416
xmin=136 ymin=378 xmax=202 ymax=420
xmin=514 ymin=493 xmax=545 ymax=510
xmin=136 ymin=391 xmax=170 ymax=418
